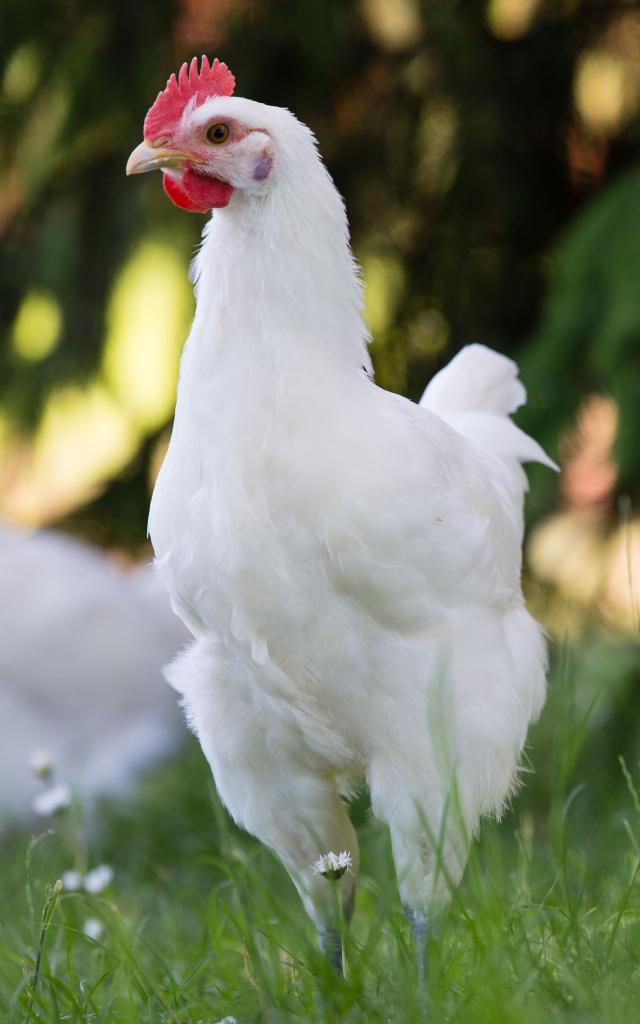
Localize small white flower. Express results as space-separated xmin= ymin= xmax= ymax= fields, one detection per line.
xmin=214 ymin=1018 xmax=237 ymax=1024
xmin=29 ymin=750 xmax=54 ymax=780
xmin=83 ymin=917 xmax=103 ymax=941
xmin=32 ymin=782 xmax=72 ymax=816
xmin=83 ymin=864 xmax=114 ymax=894
xmin=312 ymin=850 xmax=352 ymax=880
xmin=61 ymin=870 xmax=83 ymax=892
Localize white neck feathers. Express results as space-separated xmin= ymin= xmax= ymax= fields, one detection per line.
xmin=188 ymin=118 xmax=371 ymax=378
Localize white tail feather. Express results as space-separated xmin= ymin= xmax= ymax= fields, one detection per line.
xmin=420 ymin=344 xmax=526 ymax=416
xmin=419 ymin=343 xmax=558 ymax=471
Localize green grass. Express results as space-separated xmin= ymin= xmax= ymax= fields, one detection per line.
xmin=2 ymin=634 xmax=640 ymax=1023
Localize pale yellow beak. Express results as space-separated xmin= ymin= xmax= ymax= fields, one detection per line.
xmin=126 ymin=141 xmax=203 ymax=176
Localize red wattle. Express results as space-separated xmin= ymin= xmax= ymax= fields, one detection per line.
xmin=162 ymin=168 xmax=234 ymax=213
xmin=162 ymin=173 xmax=209 ymax=213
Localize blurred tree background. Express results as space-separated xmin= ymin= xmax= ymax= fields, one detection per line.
xmin=1 ymin=0 xmax=639 ymax=630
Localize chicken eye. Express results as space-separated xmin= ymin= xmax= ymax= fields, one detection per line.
xmin=206 ymin=123 xmax=230 ymax=145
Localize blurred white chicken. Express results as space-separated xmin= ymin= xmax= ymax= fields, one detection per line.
xmin=127 ymin=57 xmax=556 ymax=977
xmin=0 ymin=524 xmax=187 ymax=828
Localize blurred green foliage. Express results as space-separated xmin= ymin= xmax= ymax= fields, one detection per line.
xmin=1 ymin=0 xmax=639 ymax=543
xmin=521 ymin=172 xmax=640 ymax=496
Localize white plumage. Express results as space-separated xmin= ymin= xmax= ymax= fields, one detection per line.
xmin=129 ymin=77 xmax=555 ymax=965
xmin=0 ymin=525 xmax=187 ymax=827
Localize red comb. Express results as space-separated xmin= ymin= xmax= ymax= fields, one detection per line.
xmin=144 ymin=56 xmax=235 ymax=139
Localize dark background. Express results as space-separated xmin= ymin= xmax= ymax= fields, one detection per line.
xmin=1 ymin=0 xmax=638 ymax=623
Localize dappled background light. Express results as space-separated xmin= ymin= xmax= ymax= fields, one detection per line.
xmin=1 ymin=0 xmax=639 ymax=622
xmin=1 ymin=5 xmax=640 ymax=1017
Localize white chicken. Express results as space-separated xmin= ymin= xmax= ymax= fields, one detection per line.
xmin=0 ymin=524 xmax=187 ymax=828
xmin=127 ymin=57 xmax=556 ymax=978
